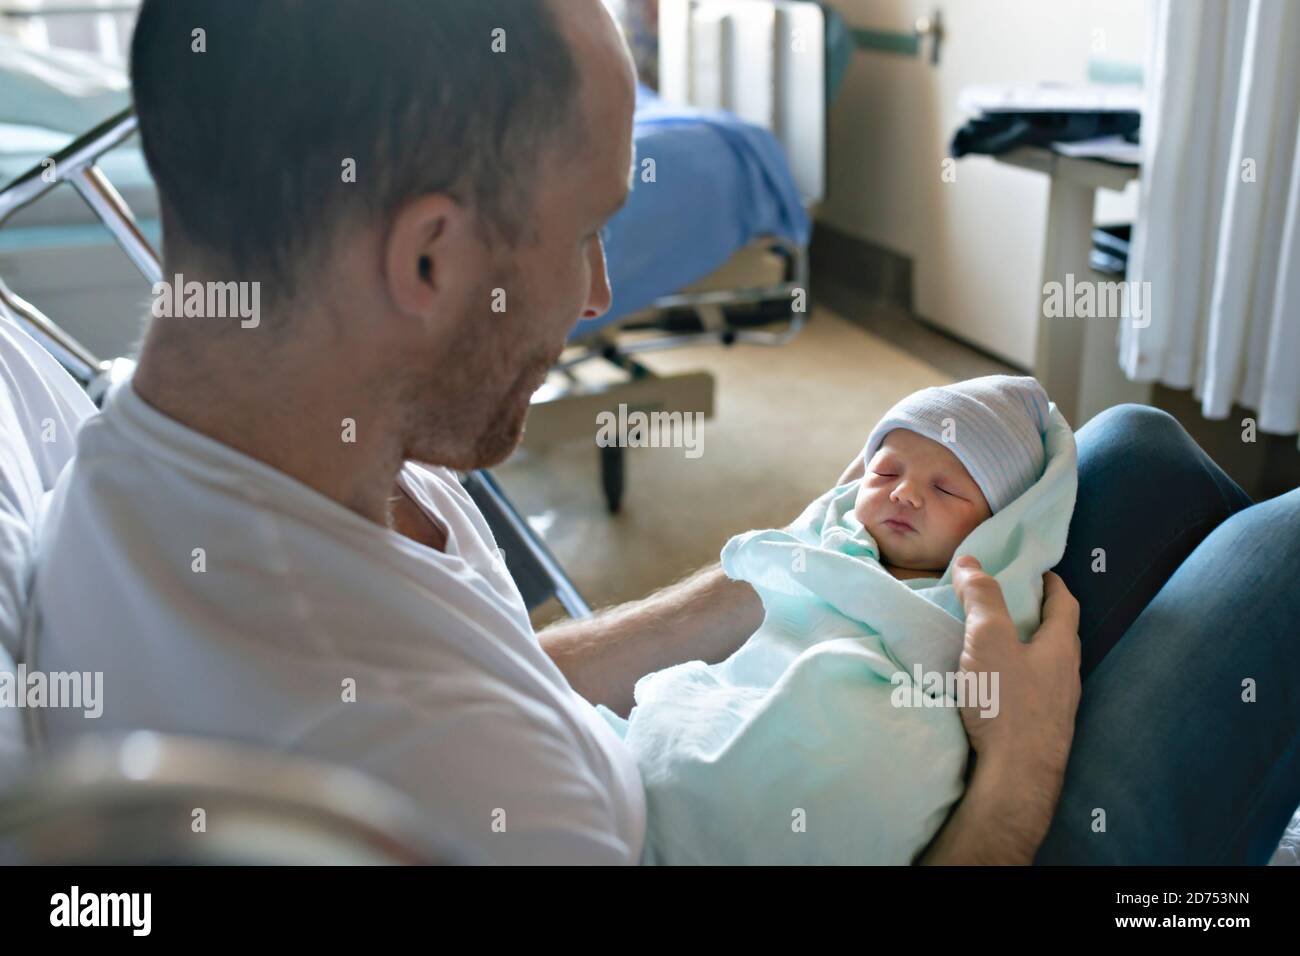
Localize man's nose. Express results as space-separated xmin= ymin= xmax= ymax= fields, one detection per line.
xmin=582 ymin=235 xmax=613 ymax=320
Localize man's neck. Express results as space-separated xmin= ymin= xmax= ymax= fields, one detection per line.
xmin=132 ymin=321 xmax=404 ymax=527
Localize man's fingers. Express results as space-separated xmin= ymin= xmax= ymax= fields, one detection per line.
xmin=952 ymin=556 xmax=1011 ymax=624
xmin=1040 ymin=571 xmax=1081 ymax=633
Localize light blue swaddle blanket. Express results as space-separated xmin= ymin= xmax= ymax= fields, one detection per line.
xmin=599 ymin=404 xmax=1078 ymax=865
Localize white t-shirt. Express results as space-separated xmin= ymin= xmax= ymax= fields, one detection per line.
xmin=32 ymin=380 xmax=645 ymax=864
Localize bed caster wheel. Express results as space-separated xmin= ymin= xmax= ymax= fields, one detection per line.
xmin=600 ymin=443 xmax=624 ymax=513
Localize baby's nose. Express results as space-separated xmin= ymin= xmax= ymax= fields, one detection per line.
xmin=892 ymin=484 xmax=923 ymax=506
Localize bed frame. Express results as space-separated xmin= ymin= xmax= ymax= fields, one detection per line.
xmin=521 ymin=0 xmax=827 ymax=512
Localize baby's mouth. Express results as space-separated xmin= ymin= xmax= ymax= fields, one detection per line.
xmin=882 ymin=517 xmax=916 ymax=534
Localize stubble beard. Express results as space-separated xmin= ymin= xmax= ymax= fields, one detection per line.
xmin=400 ymin=322 xmax=559 ymax=474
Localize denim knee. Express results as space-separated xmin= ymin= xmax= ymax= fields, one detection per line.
xmin=1077 ymin=402 xmax=1250 ymax=515
xmin=1216 ymin=485 xmax=1300 ymax=547
xmin=1081 ymin=402 xmax=1182 ymax=447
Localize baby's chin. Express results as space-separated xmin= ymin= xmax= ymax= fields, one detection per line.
xmin=875 ymin=538 xmax=947 ymax=575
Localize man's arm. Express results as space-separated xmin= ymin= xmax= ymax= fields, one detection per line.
xmin=539 ymin=563 xmax=762 ymax=716
xmin=921 ymin=561 xmax=1082 ymax=864
xmin=920 ymin=751 xmax=1068 ymax=864
xmin=541 ymin=451 xmax=864 ymax=715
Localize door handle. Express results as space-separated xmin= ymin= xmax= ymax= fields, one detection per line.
xmin=852 ymin=8 xmax=945 ymax=66
xmin=913 ymin=10 xmax=945 ymax=66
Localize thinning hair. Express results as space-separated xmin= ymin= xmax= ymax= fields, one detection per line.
xmin=131 ymin=0 xmax=581 ymax=301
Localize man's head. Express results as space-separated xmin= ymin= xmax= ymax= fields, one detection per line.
xmin=854 ymin=429 xmax=992 ymax=574
xmin=132 ymin=0 xmax=636 ymax=472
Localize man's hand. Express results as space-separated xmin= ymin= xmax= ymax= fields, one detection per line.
xmin=545 ymin=443 xmax=879 ymax=712
xmin=540 ymin=564 xmax=764 ymax=715
xmin=952 ymin=557 xmax=1081 ymax=775
xmin=920 ymin=556 xmax=1081 ymax=864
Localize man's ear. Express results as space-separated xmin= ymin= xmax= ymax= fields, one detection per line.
xmin=383 ymin=193 xmax=474 ymax=322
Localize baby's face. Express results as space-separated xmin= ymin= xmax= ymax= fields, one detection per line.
xmin=853 ymin=428 xmax=992 ymax=574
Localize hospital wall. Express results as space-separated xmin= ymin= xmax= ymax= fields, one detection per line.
xmin=818 ymin=0 xmax=1146 ymax=370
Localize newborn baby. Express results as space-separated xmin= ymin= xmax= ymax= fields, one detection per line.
xmin=602 ymin=374 xmax=1073 ymax=865
xmin=855 ymin=375 xmax=1050 ymax=581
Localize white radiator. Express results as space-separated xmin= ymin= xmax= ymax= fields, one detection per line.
xmin=659 ymin=0 xmax=827 ymax=206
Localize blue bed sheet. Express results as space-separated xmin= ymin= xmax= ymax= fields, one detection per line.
xmin=571 ymin=85 xmax=810 ymax=340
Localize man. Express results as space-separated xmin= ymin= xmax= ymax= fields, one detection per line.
xmin=33 ymin=0 xmax=1080 ymax=864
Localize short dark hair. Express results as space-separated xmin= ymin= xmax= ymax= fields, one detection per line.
xmin=131 ymin=0 xmax=580 ymax=298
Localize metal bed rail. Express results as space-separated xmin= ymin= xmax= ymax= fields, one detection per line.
xmin=0 ymin=108 xmax=156 ymax=388
xmin=0 ymin=731 xmax=465 ymax=864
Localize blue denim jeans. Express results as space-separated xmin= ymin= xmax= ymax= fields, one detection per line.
xmin=1034 ymin=404 xmax=1300 ymax=864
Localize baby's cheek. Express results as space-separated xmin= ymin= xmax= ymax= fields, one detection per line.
xmin=853 ymin=499 xmax=871 ymax=529
xmin=852 ymin=485 xmax=872 ymax=524
xmin=950 ymin=510 xmax=984 ymax=544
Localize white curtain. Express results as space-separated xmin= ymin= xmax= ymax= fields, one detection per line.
xmin=1124 ymin=0 xmax=1300 ymax=443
